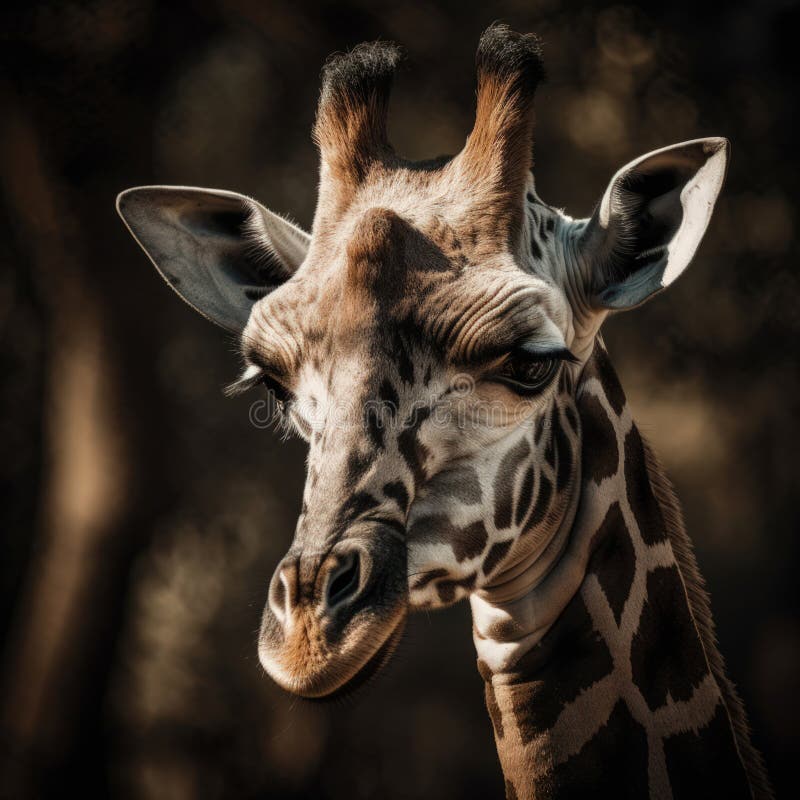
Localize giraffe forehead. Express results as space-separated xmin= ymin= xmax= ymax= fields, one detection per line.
xmin=312 ymin=164 xmax=524 ymax=279
xmin=248 ymin=273 xmax=568 ymax=381
xmin=246 ymin=197 xmax=571 ymax=372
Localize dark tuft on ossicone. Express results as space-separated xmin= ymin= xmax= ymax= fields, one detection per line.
xmin=315 ymin=41 xmax=405 ymax=184
xmin=455 ymin=25 xmax=547 ymax=240
xmin=476 ymin=23 xmax=546 ymax=93
xmin=320 ymin=41 xmax=405 ymax=107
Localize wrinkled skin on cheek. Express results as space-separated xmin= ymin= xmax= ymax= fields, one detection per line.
xmin=405 ymin=370 xmax=581 ymax=609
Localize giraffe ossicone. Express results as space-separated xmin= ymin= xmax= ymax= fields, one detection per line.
xmin=117 ymin=24 xmax=772 ymax=800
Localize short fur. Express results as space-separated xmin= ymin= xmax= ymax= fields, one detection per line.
xmin=314 ymin=41 xmax=403 ymax=185
xmin=456 ymin=24 xmax=546 ymax=244
xmin=643 ymin=442 xmax=774 ymax=799
xmin=116 ymin=24 xmax=767 ymax=800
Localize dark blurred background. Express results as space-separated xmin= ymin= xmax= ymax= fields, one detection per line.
xmin=0 ymin=1 xmax=797 ymax=798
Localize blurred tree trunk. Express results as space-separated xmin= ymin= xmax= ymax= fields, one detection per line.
xmin=0 ymin=108 xmax=47 ymax=685
xmin=0 ymin=10 xmax=202 ymax=786
xmin=0 ymin=87 xmax=127 ymax=798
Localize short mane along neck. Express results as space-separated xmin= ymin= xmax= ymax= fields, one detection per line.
xmin=471 ymin=342 xmax=771 ymax=800
xmin=116 ymin=23 xmax=767 ymax=798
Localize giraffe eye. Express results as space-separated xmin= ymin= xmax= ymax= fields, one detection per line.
xmin=493 ymin=352 xmax=559 ymax=395
xmin=261 ymin=374 xmax=292 ymax=407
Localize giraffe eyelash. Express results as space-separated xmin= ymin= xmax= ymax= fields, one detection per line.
xmin=224 ymin=363 xmax=265 ymax=397
xmin=224 ymin=365 xmax=306 ymax=439
xmin=225 ymin=361 xmax=294 ymax=404
xmin=489 ymin=346 xmax=577 ymax=396
xmin=257 ymin=385 xmax=302 ymax=441
xmin=260 ymin=373 xmax=293 ymax=405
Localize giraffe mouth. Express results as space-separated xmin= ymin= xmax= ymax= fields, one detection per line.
xmin=259 ymin=606 xmax=407 ymax=700
xmin=312 ymin=615 xmax=406 ymax=701
xmin=258 ymin=531 xmax=409 ymax=699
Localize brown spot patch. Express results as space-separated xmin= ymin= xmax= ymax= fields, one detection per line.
xmin=663 ymin=702 xmax=751 ymax=799
xmin=366 ymin=406 xmax=385 ymax=450
xmin=345 ymin=208 xmax=407 ymax=295
xmin=522 ymin=472 xmax=552 ymax=533
xmin=431 ymin=465 xmax=483 ymax=505
xmin=553 ymin=417 xmax=573 ymax=493
xmin=378 ymin=378 xmax=400 ymax=413
xmin=587 ymin=502 xmax=634 ymax=625
xmin=578 ymin=393 xmax=619 ymax=485
xmin=392 ymin=334 xmax=415 ymax=384
xmin=624 ymin=425 xmax=668 ymax=545
xmin=476 ymin=658 xmax=492 ymax=682
xmin=564 ymin=403 xmax=578 ymax=432
xmin=583 ymin=342 xmax=626 ymax=417
xmin=408 ymin=515 xmax=487 ymax=562
xmin=552 ymin=700 xmax=648 ymax=797
xmin=383 ymin=480 xmax=409 ymax=513
xmin=338 ymin=490 xmax=380 ymax=527
xmin=398 ymin=405 xmax=432 ymax=484
xmin=514 ymin=466 xmax=535 ymax=526
xmin=630 ymin=564 xmax=710 ymax=710
xmin=483 ymin=539 xmax=513 ymax=577
xmin=485 ymin=681 xmax=505 ymax=740
xmin=493 ymin=437 xmax=532 ymax=530
xmin=436 ymin=572 xmax=476 ymax=604
xmin=505 ymin=591 xmax=614 ymax=743
xmin=544 ymin=420 xmax=556 ymax=469
xmin=451 ymin=520 xmax=489 ymax=563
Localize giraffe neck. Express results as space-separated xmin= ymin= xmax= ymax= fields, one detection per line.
xmin=470 ymin=342 xmax=765 ymax=800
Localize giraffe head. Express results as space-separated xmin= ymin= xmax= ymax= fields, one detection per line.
xmin=117 ymin=26 xmax=728 ymax=698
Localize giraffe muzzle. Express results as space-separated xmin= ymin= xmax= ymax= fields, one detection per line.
xmin=268 ymin=544 xmax=367 ymax=624
xmin=257 ymin=528 xmax=408 ymax=698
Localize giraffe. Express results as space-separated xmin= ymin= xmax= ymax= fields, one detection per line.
xmin=116 ymin=25 xmax=772 ymax=799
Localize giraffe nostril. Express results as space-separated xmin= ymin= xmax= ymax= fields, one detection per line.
xmin=269 ymin=560 xmax=298 ymax=626
xmin=326 ymin=550 xmax=361 ymax=609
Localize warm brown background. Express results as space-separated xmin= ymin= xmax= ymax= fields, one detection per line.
xmin=1 ymin=1 xmax=797 ymax=798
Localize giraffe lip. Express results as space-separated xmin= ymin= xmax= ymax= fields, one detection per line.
xmin=260 ymin=531 xmax=408 ymax=698
xmin=309 ymin=616 xmax=406 ymax=702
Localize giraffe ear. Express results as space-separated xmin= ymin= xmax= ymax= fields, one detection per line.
xmin=116 ymin=186 xmax=310 ymax=332
xmin=578 ymin=138 xmax=730 ymax=310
